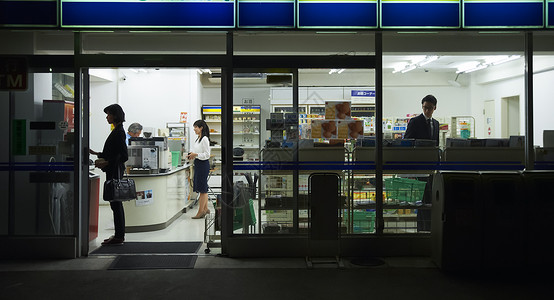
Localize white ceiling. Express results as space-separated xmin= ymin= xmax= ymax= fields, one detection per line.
xmin=203 ymin=55 xmax=521 ymax=76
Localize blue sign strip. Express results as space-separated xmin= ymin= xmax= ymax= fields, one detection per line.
xmin=239 ymin=2 xmax=295 ymax=27
xmin=381 ymin=3 xmax=460 ymax=28
xmin=351 ymin=90 xmax=375 ymax=97
xmin=0 ymin=1 xmax=57 ymax=26
xmin=298 ymin=2 xmax=378 ymax=28
xmin=0 ymin=162 xmax=74 ymax=172
xmin=233 ymin=160 xmax=533 ymax=171
xmin=464 ymin=2 xmax=543 ymax=27
xmin=61 ymin=2 xmax=235 ymax=27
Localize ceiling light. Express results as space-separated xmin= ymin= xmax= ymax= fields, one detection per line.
xmin=400 ymin=65 xmax=417 ymax=73
xmin=329 ymin=69 xmax=345 ymax=74
xmin=417 ymin=55 xmax=439 ymax=67
xmin=457 ymin=63 xmax=487 ymax=74
xmin=489 ymin=55 xmax=521 ymax=66
xmin=392 ymin=56 xmax=439 ymax=74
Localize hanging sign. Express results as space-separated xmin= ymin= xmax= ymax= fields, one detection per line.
xmin=297 ymin=0 xmax=378 ymax=28
xmin=463 ymin=0 xmax=544 ymax=28
xmin=381 ymin=0 xmax=460 ymax=28
xmin=61 ymin=0 xmax=235 ymax=28
xmin=238 ymin=0 xmax=295 ymax=28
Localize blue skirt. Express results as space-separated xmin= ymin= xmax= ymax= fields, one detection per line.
xmin=193 ymin=159 xmax=209 ymax=193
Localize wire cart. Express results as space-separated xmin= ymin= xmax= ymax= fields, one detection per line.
xmin=204 ymin=175 xmax=257 ymax=254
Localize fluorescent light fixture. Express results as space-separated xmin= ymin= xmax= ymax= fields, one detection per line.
xmin=337 ymin=69 xmax=345 ymax=74
xmin=489 ymin=55 xmax=521 ymax=66
xmin=456 ymin=55 xmax=521 ymax=74
xmin=401 ymin=65 xmax=417 ymax=73
xmin=138 ymin=69 xmax=148 ymax=73
xmin=417 ymin=55 xmax=439 ymax=67
xmin=392 ymin=56 xmax=439 ymax=74
xmin=129 ymin=68 xmax=139 ymax=73
xmin=457 ymin=63 xmax=486 ymax=74
xmin=197 ymin=69 xmax=213 ymax=75
xmin=329 ymin=69 xmax=345 ymax=74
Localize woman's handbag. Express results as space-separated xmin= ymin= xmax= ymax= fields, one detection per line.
xmin=103 ymin=164 xmax=137 ymax=202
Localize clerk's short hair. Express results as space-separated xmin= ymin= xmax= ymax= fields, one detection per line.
xmin=421 ymin=95 xmax=437 ymax=107
xmin=128 ymin=123 xmax=143 ymax=134
xmin=103 ymin=104 xmax=126 ymax=123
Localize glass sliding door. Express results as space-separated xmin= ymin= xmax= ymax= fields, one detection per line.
xmin=231 ymin=70 xmax=294 ymax=235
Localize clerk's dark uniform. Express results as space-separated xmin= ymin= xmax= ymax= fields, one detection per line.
xmin=98 ymin=123 xmax=128 ymax=239
xmin=404 ymin=113 xmax=439 ymax=232
xmin=404 ymin=113 xmax=439 ymax=145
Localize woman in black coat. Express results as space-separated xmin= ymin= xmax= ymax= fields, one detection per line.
xmin=90 ymin=104 xmax=128 ymax=245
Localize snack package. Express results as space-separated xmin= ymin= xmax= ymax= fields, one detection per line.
xmin=325 ymin=101 xmax=352 ymax=120
xmin=312 ymin=120 xmax=338 ymax=139
xmin=336 ymin=120 xmax=364 ymax=139
xmin=337 ymin=121 xmax=349 ymax=139
xmin=347 ymin=120 xmax=364 ymax=139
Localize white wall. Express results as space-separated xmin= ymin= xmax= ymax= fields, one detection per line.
xmin=90 ymin=68 xmax=201 ymax=152
xmin=468 ymin=57 xmax=554 ymax=145
xmin=532 ymin=69 xmax=554 ymax=146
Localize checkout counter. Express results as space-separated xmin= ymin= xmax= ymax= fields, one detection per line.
xmin=122 ymin=136 xmax=193 ymax=232
xmin=123 ymin=164 xmax=192 ymax=232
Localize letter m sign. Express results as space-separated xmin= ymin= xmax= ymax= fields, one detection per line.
xmin=0 ymin=57 xmax=28 ymax=91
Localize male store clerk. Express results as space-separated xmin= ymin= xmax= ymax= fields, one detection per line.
xmin=404 ymin=94 xmax=439 ymax=145
xmin=403 ymin=94 xmax=439 ymax=232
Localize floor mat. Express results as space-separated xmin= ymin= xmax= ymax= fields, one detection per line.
xmin=108 ymin=255 xmax=197 ymax=270
xmin=90 ymin=242 xmax=202 ymax=255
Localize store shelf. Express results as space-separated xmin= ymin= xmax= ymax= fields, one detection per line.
xmin=205 ymin=120 xmax=261 ymax=123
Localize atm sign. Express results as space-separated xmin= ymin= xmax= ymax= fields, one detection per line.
xmin=0 ymin=57 xmax=28 ymax=91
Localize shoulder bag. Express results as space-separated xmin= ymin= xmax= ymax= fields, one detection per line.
xmin=103 ymin=163 xmax=137 ymax=202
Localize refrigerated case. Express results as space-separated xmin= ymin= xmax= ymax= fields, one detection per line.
xmin=202 ymin=105 xmax=262 ymax=174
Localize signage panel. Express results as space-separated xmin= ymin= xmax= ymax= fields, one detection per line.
xmin=61 ymin=0 xmax=235 ymax=28
xmin=238 ymin=0 xmax=295 ymax=27
xmin=0 ymin=57 xmax=28 ymax=91
xmin=381 ymin=0 xmax=460 ymax=28
xmin=463 ymin=0 xmax=543 ymax=28
xmin=351 ymin=90 xmax=375 ymax=97
xmin=0 ymin=0 xmax=57 ymax=27
xmin=297 ymin=0 xmax=378 ymax=28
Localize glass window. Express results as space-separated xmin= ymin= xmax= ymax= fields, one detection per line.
xmin=533 ymin=32 xmax=554 ymax=167
xmin=383 ymin=32 xmax=526 ymax=233
xmin=1 ymin=72 xmax=76 ymax=235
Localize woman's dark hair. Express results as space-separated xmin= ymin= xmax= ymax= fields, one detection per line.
xmin=193 ymin=119 xmax=210 ymax=142
xmin=103 ymin=104 xmax=126 ymax=123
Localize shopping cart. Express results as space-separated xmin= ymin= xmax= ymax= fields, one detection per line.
xmin=204 ymin=174 xmax=257 ymax=254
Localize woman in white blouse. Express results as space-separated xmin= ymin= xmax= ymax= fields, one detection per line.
xmin=188 ymin=120 xmax=212 ymax=219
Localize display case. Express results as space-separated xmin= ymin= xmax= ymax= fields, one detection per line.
xmin=166 ymin=122 xmax=189 ymax=168
xmin=202 ymin=105 xmax=262 ymax=175
xmin=260 ymin=147 xmax=348 ymax=234
xmin=349 ymin=146 xmax=438 ymax=234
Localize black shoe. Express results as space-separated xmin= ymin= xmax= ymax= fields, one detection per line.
xmin=103 ymin=235 xmax=115 ymax=242
xmin=101 ymin=236 xmax=124 ymax=245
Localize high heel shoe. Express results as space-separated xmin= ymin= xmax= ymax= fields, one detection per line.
xmin=191 ymin=211 xmax=208 ymax=219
